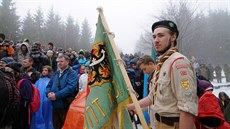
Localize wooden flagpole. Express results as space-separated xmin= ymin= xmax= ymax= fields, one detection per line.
xmin=97 ymin=7 xmax=149 ymax=129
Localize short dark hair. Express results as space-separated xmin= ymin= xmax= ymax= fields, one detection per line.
xmin=48 ymin=42 xmax=53 ymax=47
xmin=24 ymin=57 xmax=34 ymax=63
xmin=0 ymin=33 xmax=5 ymax=40
xmin=137 ymin=55 xmax=155 ymax=68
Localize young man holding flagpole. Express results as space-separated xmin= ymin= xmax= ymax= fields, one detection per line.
xmin=128 ymin=20 xmax=198 ymax=129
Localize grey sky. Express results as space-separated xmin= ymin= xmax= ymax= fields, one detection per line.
xmin=13 ymin=0 xmax=230 ymax=53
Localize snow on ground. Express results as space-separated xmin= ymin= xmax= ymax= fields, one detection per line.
xmin=212 ymin=77 xmax=230 ymax=97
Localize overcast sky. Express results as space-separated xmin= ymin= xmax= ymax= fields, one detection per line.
xmin=12 ymin=0 xmax=230 ymax=53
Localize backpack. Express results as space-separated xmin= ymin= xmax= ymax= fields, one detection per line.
xmin=0 ymin=70 xmax=20 ymax=127
xmin=17 ymin=79 xmax=40 ymax=112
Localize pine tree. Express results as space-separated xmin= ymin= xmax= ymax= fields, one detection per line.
xmin=33 ymin=7 xmax=44 ymax=42
xmin=79 ymin=18 xmax=92 ymax=50
xmin=65 ymin=15 xmax=76 ymax=49
xmin=44 ymin=7 xmax=65 ymax=48
xmin=44 ymin=7 xmax=56 ymax=44
xmin=74 ymin=21 xmax=81 ymax=51
xmin=0 ymin=0 xmax=20 ymax=40
xmin=21 ymin=11 xmax=36 ymax=43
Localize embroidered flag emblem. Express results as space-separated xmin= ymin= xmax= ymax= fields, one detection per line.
xmin=181 ymin=79 xmax=189 ymax=90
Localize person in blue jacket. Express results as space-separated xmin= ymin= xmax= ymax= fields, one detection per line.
xmin=46 ymin=54 xmax=78 ymax=129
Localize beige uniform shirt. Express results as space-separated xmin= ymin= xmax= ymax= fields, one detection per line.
xmin=148 ymin=52 xmax=198 ymax=117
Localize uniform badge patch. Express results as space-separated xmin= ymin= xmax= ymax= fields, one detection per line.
xmin=181 ymin=79 xmax=190 ymax=90
xmin=184 ymin=91 xmax=192 ymax=97
xmin=180 ymin=70 xmax=187 ymax=76
xmin=176 ymin=64 xmax=188 ymax=69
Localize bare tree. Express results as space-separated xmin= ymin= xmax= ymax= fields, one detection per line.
xmin=135 ymin=0 xmax=200 ymax=56
xmin=135 ymin=31 xmax=152 ymax=55
xmin=156 ymin=0 xmax=199 ymax=52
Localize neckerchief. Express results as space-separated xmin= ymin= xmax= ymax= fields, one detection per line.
xmin=153 ymin=47 xmax=179 ymax=98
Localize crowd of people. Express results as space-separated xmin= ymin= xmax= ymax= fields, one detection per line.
xmin=191 ymin=58 xmax=230 ymax=83
xmin=0 ymin=19 xmax=230 ymax=129
xmin=0 ymin=32 xmax=90 ymax=129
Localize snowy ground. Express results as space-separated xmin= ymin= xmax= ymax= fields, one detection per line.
xmin=212 ymin=77 xmax=230 ymax=97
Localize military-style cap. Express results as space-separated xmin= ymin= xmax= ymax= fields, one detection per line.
xmin=152 ymin=20 xmax=179 ymax=38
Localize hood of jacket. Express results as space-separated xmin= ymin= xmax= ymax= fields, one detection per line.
xmin=198 ymin=92 xmax=225 ymax=124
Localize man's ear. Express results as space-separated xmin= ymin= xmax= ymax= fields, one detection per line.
xmin=171 ymin=33 xmax=177 ymax=42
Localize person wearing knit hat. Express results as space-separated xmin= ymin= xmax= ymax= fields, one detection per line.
xmin=78 ymin=49 xmax=84 ymax=55
xmin=5 ymin=62 xmax=22 ymax=73
xmin=1 ymin=57 xmax=15 ymax=63
xmin=30 ymin=43 xmax=49 ymax=72
xmin=5 ymin=62 xmax=22 ymax=82
xmin=197 ymin=80 xmax=214 ymax=98
xmin=78 ymin=49 xmax=86 ymax=65
xmin=197 ymin=79 xmax=225 ymax=113
xmin=0 ymin=57 xmax=15 ymax=69
xmin=11 ymin=62 xmax=33 ymax=129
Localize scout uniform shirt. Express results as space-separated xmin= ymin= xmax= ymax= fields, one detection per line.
xmin=148 ymin=52 xmax=198 ymax=117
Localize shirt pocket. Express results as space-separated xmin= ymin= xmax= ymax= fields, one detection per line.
xmin=157 ymin=78 xmax=172 ymax=103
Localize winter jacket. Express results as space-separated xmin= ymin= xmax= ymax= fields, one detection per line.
xmin=195 ymin=92 xmax=230 ymax=129
xmin=13 ymin=77 xmax=33 ymax=129
xmin=16 ymin=42 xmax=30 ymax=63
xmin=0 ymin=44 xmax=14 ymax=59
xmin=46 ymin=66 xmax=78 ymax=108
xmin=30 ymin=77 xmax=54 ymax=129
xmin=77 ymin=57 xmax=86 ymax=65
xmin=30 ymin=50 xmax=49 ymax=72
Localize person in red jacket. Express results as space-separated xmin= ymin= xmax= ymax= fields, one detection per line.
xmin=195 ymin=92 xmax=230 ymax=129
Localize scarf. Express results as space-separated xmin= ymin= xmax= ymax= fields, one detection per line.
xmin=153 ymin=47 xmax=179 ymax=98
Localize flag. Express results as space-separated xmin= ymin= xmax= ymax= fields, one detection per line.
xmin=83 ymin=9 xmax=133 ymax=129
xmin=62 ymin=87 xmax=89 ymax=129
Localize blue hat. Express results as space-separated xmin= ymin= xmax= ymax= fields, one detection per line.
xmin=1 ymin=57 xmax=15 ymax=63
